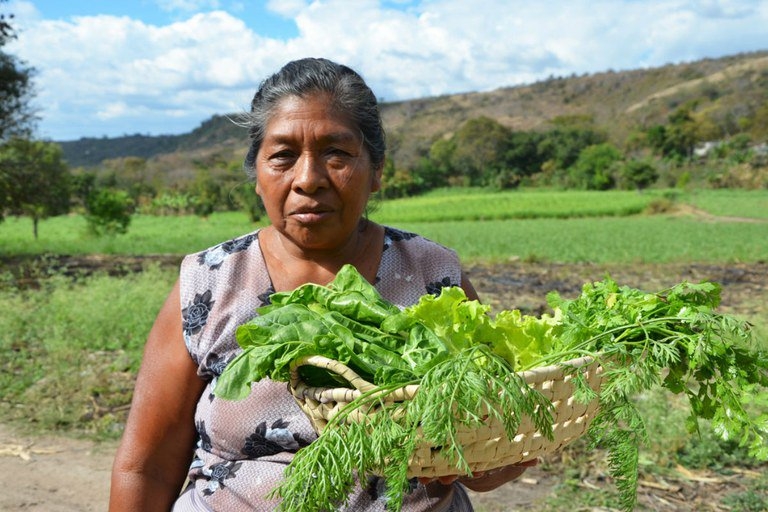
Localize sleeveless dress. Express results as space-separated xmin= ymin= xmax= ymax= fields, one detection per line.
xmin=172 ymin=226 xmax=475 ymax=512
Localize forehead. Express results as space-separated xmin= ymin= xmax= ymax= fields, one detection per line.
xmin=264 ymin=93 xmax=359 ymax=139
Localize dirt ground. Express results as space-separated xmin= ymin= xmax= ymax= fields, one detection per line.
xmin=0 ymin=423 xmax=114 ymax=511
xmin=0 ymin=420 xmax=559 ymax=511
xmin=2 ymin=258 xmax=767 ymax=511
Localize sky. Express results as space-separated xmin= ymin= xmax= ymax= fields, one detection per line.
xmin=6 ymin=0 xmax=768 ymax=142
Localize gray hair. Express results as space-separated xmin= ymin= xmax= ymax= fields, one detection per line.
xmin=242 ymin=58 xmax=386 ymax=180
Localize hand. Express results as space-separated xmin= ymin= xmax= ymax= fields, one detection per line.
xmin=417 ymin=458 xmax=539 ymax=493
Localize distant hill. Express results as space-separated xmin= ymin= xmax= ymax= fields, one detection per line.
xmin=58 ymin=50 xmax=768 ymax=175
xmin=58 ymin=114 xmax=246 ymax=168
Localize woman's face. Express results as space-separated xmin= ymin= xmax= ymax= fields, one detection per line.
xmin=254 ymin=93 xmax=382 ymax=252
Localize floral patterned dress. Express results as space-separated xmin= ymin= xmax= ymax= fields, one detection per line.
xmin=171 ymin=226 xmax=473 ymax=511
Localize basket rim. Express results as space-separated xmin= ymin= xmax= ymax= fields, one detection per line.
xmin=288 ymin=353 xmax=607 ymax=478
xmin=289 ymin=353 xmax=602 ymax=397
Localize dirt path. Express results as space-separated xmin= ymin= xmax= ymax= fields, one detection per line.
xmin=0 ymin=420 xmax=559 ymax=512
xmin=0 ymin=424 xmax=114 ymax=511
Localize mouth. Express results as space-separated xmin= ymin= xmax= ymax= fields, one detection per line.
xmin=289 ymin=204 xmax=334 ymax=223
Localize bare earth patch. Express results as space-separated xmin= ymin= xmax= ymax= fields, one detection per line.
xmin=2 ymin=258 xmax=767 ymax=511
xmin=0 ymin=423 xmax=113 ymax=512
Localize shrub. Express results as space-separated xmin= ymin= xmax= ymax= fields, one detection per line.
xmin=85 ymin=189 xmax=133 ymax=236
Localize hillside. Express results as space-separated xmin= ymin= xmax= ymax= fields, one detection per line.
xmin=58 ymin=50 xmax=768 ymax=174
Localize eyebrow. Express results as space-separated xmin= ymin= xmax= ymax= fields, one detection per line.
xmin=265 ymin=131 xmax=361 ymax=146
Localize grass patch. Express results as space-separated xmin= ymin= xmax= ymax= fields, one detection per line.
xmin=0 ymin=264 xmax=176 ymax=438
xmin=680 ymin=189 xmax=768 ymax=219
xmin=398 ymin=215 xmax=768 ymax=264
xmin=372 ymin=188 xmax=666 ymax=223
xmin=1 ymin=190 xmax=767 ymax=265
xmin=0 ymin=211 xmax=263 ymax=256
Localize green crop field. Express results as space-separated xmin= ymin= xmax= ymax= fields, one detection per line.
xmin=372 ymin=188 xmax=667 ymax=223
xmin=2 ymin=188 xmax=767 ymax=263
xmin=681 ymin=188 xmax=768 ymax=218
xmin=401 ymin=215 xmax=768 ymax=263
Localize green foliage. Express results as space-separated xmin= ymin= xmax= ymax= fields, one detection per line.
xmin=142 ymin=191 xmax=197 ymax=216
xmin=227 ymin=181 xmax=263 ymax=222
xmin=0 ymin=138 xmax=70 ymax=237
xmin=422 ymin=118 xmax=609 ymax=190
xmin=503 ymin=130 xmax=547 ymax=178
xmin=449 ymin=116 xmax=513 ymax=186
xmin=380 ymin=158 xmax=426 ymax=198
xmin=425 ymin=137 xmax=456 ymax=188
xmin=0 ymin=1 xmax=36 ymax=141
xmin=221 ymin=266 xmax=767 ymax=512
xmin=545 ymin=278 xmax=768 ymax=509
xmin=0 ymin=265 xmax=176 ymax=437
xmin=567 ymin=143 xmax=623 ymax=190
xmin=189 ymin=168 xmax=223 ymax=217
xmin=618 ymin=159 xmax=659 ymax=190
xmin=70 ymin=171 xmax=97 ymax=211
xmin=84 ymin=188 xmax=133 ymax=236
xmin=538 ymin=125 xmax=608 ymax=178
xmin=646 ymin=103 xmax=702 ymax=161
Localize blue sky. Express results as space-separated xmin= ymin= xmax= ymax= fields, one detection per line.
xmin=28 ymin=0 xmax=300 ymax=39
xmin=7 ymin=0 xmax=768 ymax=141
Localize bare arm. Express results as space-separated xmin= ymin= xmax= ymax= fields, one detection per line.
xmin=461 ymin=271 xmax=480 ymax=301
xmin=109 ymin=280 xmax=206 ymax=511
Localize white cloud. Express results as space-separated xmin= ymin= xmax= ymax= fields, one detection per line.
xmin=154 ymin=0 xmax=222 ymax=13
xmin=266 ymin=0 xmax=309 ymax=18
xmin=5 ymin=0 xmax=768 ymax=140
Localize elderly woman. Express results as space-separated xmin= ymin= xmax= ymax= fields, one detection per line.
xmin=109 ymin=58 xmax=533 ymax=512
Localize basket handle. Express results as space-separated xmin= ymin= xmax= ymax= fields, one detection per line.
xmin=289 ymin=354 xmax=379 ymax=393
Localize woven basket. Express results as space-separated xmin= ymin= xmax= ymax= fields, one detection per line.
xmin=289 ymin=354 xmax=605 ymax=478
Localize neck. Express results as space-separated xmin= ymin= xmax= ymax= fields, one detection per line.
xmin=261 ymin=221 xmax=383 ymax=290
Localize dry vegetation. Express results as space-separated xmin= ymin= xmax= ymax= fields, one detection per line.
xmin=59 ymin=50 xmax=768 ymax=178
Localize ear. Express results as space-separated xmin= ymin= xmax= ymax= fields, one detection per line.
xmin=370 ymin=163 xmax=383 ymax=193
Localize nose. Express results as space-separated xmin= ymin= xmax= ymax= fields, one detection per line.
xmin=292 ymin=152 xmax=329 ymax=194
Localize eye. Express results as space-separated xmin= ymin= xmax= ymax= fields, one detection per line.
xmin=324 ymin=147 xmax=355 ymax=168
xmin=267 ymin=149 xmax=297 ymax=169
xmin=326 ymin=147 xmax=351 ymax=157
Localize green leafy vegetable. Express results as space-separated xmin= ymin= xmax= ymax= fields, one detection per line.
xmin=216 ymin=265 xmax=768 ymax=512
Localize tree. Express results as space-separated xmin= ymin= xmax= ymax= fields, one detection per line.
xmin=0 ymin=138 xmax=70 ymax=237
xmin=84 ymin=188 xmax=133 ymax=236
xmin=449 ymin=117 xmax=512 ymax=186
xmin=618 ymin=159 xmax=659 ymax=191
xmin=537 ymin=125 xmax=607 ymax=177
xmin=504 ymin=131 xmax=547 ymax=180
xmin=0 ymin=2 xmax=36 ymax=140
xmin=189 ymin=168 xmax=223 ymax=217
xmin=645 ymin=103 xmax=700 ymax=161
xmin=568 ymin=143 xmax=623 ymax=190
xmin=380 ymin=158 xmax=424 ymax=198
